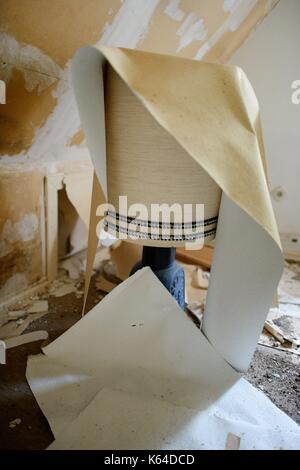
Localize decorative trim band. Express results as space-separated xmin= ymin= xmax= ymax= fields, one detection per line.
xmin=106 ymin=210 xmax=218 ymax=229
xmin=104 ymin=219 xmax=217 ymax=241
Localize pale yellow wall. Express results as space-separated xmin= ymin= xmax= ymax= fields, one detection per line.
xmin=0 ymin=0 xmax=279 ymax=159
xmin=0 ymin=167 xmax=45 ymax=299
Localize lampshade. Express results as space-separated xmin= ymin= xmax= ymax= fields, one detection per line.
xmin=104 ymin=63 xmax=221 ymax=247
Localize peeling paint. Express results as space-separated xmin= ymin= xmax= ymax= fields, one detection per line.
xmin=223 ymin=0 xmax=240 ymax=13
xmin=0 ymin=64 xmax=89 ymax=163
xmin=176 ymin=12 xmax=207 ymax=52
xmin=99 ymin=0 xmax=160 ymax=48
xmin=0 ymin=0 xmax=160 ymax=164
xmin=164 ymin=0 xmax=185 ymax=22
xmin=26 ymin=66 xmax=85 ymax=161
xmin=0 ymin=273 xmax=28 ymax=298
xmin=0 ymin=32 xmax=64 ymax=93
xmin=0 ymin=213 xmax=39 ymax=256
xmin=194 ymin=0 xmax=257 ymax=59
xmin=228 ymin=0 xmax=257 ymax=31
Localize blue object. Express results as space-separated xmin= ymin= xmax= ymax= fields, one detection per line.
xmin=130 ymin=247 xmax=185 ymax=309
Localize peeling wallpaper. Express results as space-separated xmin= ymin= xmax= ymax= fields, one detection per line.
xmin=0 ymin=168 xmax=45 ymax=298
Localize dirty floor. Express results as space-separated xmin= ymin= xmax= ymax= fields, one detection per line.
xmin=0 ymin=274 xmax=299 ymax=450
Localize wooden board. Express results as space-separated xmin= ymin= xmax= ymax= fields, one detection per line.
xmin=176 ymin=246 xmax=213 ymax=270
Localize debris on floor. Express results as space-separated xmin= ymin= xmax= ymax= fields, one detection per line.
xmin=226 ymin=432 xmax=241 ymax=450
xmin=0 ymin=312 xmax=48 ymax=340
xmin=191 ymin=267 xmax=210 ymax=289
xmin=26 ymin=269 xmax=300 ymax=450
xmin=181 ymin=262 xmax=208 ymax=306
xmin=264 ymin=313 xmax=300 ymax=350
xmin=278 ymin=262 xmax=300 ymax=309
xmin=185 ymin=301 xmax=204 ymax=328
xmin=60 ymin=257 xmax=83 ymax=280
xmin=0 ymin=331 xmax=48 ymax=364
xmin=26 ymin=301 xmax=49 ymax=314
xmin=95 ymin=276 xmax=118 ymax=294
xmin=7 ymin=310 xmax=27 ymax=320
xmin=246 ymin=345 xmax=300 ymax=424
xmin=50 ymin=282 xmax=77 ymax=298
xmin=259 ymin=262 xmax=300 ymax=354
xmin=0 ymin=253 xmax=299 ymax=449
xmin=182 ymin=258 xmax=300 ymax=357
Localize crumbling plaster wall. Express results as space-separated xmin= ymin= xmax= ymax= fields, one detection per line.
xmin=0 ymin=166 xmax=45 ymax=300
xmin=0 ymin=0 xmax=279 ymax=298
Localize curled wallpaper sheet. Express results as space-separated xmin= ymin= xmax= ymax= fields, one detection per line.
xmin=71 ymin=46 xmax=283 ymax=371
xmin=27 ymin=269 xmax=300 ymax=450
xmin=72 ymin=45 xmax=280 ymax=244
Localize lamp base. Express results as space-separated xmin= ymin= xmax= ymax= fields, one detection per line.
xmin=130 ymin=246 xmax=185 ymax=309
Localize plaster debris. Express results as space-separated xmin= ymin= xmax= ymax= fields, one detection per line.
xmin=0 ymin=32 xmax=63 ymax=93
xmin=264 ymin=314 xmax=300 ymax=350
xmin=0 ymin=311 xmax=9 ymax=327
xmin=9 ymin=418 xmax=21 ymax=429
xmin=101 ymin=260 xmax=122 ymax=285
xmin=194 ymin=0 xmax=256 ymax=59
xmin=60 ymin=257 xmax=83 ymax=280
xmin=1 ymin=330 xmax=48 ymax=365
xmin=186 ymin=300 xmax=204 ymax=327
xmin=181 ymin=263 xmax=208 ymax=305
xmin=0 ymin=312 xmax=47 ymax=340
xmin=164 ymin=0 xmax=185 ymax=22
xmin=191 ymin=267 xmax=210 ymax=289
xmin=8 ymin=310 xmax=27 ymax=320
xmin=95 ymin=276 xmax=117 ymax=294
xmin=225 ymin=432 xmax=241 ymax=450
xmin=50 ymin=283 xmax=76 ymax=298
xmin=27 ymin=300 xmax=48 ymax=314
xmin=259 ymin=262 xmax=300 ymax=353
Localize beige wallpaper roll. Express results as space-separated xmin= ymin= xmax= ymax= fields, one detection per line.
xmin=89 ymin=45 xmax=281 ymax=249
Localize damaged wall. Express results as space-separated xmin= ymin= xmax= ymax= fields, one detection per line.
xmin=0 ymin=166 xmax=45 ymax=299
xmin=0 ymin=0 xmax=279 ymax=162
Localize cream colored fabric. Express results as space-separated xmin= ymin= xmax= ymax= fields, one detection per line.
xmin=95 ymin=45 xmax=280 ymax=249
xmin=104 ymin=63 xmax=221 ymax=246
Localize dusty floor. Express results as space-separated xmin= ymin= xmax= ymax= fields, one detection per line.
xmin=0 ymin=274 xmax=299 ymax=450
